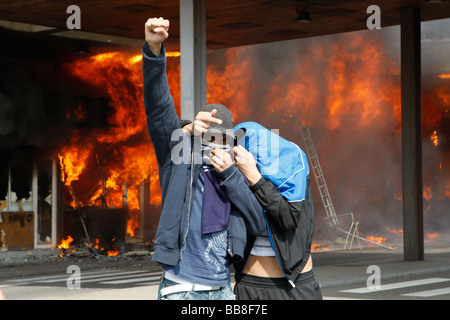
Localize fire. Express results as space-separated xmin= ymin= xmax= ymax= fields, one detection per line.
xmin=322 ymin=36 xmax=400 ymax=132
xmin=207 ymin=47 xmax=254 ymax=121
xmin=423 ymin=186 xmax=433 ymax=202
xmin=426 ymin=232 xmax=441 ymax=241
xmin=57 ymin=235 xmax=121 ymax=257
xmin=88 ymin=171 xmax=120 ymax=206
xmin=166 ymin=51 xmax=181 ymax=58
xmin=205 ymin=32 xmax=447 ymax=245
xmin=107 ymin=249 xmax=120 ymax=256
xmin=430 ymin=130 xmax=439 ymax=147
xmin=128 ymin=54 xmax=142 ymax=64
xmin=58 ymin=134 xmax=93 ymax=187
xmin=364 ymin=235 xmax=387 ymax=246
xmin=387 ymin=229 xmax=444 ymax=243
xmin=126 ymin=192 xmax=139 ymax=237
xmin=68 ymin=51 xmax=147 ymax=144
xmin=59 ymin=50 xmax=168 ymax=239
xmin=56 ymin=27 xmax=449 ymax=249
xmin=92 ymin=238 xmax=103 ymax=251
xmin=437 ymin=73 xmax=450 ymax=80
xmin=57 ymin=235 xmax=74 ymax=249
xmin=444 ymin=183 xmax=450 ymax=199
xmin=387 ymin=228 xmax=403 ymax=236
xmin=311 ymin=243 xmax=329 ymax=251
xmin=57 ymin=235 xmax=74 ymax=257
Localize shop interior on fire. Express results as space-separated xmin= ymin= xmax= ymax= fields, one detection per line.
xmin=0 ymin=1 xmax=449 ymax=258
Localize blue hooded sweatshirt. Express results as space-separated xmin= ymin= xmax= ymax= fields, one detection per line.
xmin=234 ymin=121 xmax=309 ymax=202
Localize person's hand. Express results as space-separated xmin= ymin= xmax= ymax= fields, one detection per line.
xmin=144 ymin=17 xmax=170 ymax=56
xmin=209 ymin=148 xmax=233 ymax=173
xmin=183 ymin=109 xmax=223 ymax=137
xmin=233 ymin=145 xmax=262 ymax=185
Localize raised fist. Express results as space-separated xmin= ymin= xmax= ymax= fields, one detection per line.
xmin=144 ymin=17 xmax=170 ymax=56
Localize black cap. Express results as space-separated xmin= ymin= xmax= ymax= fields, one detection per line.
xmin=200 ymin=103 xmax=234 ymax=137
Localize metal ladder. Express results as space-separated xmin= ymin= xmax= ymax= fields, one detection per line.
xmin=273 ymin=108 xmax=340 ymax=226
xmin=273 ymin=108 xmax=393 ymax=250
xmin=300 ymin=126 xmax=339 ymax=226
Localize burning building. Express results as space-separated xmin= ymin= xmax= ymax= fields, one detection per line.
xmin=206 ymin=22 xmax=450 ymax=247
xmin=0 ymin=51 xmax=166 ymax=252
xmin=0 ymin=1 xmax=449 ymax=257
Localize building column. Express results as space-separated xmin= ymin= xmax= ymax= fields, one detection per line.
xmin=400 ymin=7 xmax=424 ymax=261
xmin=139 ymin=178 xmax=151 ymax=240
xmin=179 ymin=0 xmax=207 ymax=122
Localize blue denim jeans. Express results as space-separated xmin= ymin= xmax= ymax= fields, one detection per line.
xmin=158 ymin=277 xmax=235 ymax=300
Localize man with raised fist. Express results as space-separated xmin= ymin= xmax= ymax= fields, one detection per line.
xmin=142 ymin=17 xmax=265 ymax=300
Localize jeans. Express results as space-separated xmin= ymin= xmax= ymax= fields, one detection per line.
xmin=157 ymin=277 xmax=235 ymax=300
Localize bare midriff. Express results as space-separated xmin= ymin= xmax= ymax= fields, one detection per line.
xmin=242 ymin=254 xmax=313 ymax=278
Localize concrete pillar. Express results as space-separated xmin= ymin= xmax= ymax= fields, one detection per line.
xmin=179 ymin=0 xmax=207 ymax=121
xmin=400 ymin=7 xmax=424 ymax=261
xmin=139 ymin=179 xmax=151 ymax=240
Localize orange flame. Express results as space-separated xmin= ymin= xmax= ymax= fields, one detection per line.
xmin=92 ymin=238 xmax=102 ymax=251
xmin=387 ymin=228 xmax=403 ymax=236
xmin=107 ymin=250 xmax=120 ymax=256
xmin=57 ymin=29 xmax=449 ymax=247
xmin=58 ymin=134 xmax=93 ymax=187
xmin=430 ymin=130 xmax=439 ymax=147
xmin=59 ymin=50 xmax=167 ymax=238
xmin=311 ymin=243 xmax=329 ymax=251
xmin=437 ymin=73 xmax=450 ymax=80
xmin=365 ymin=235 xmax=387 ymax=246
xmin=423 ymin=186 xmax=433 ymax=202
xmin=426 ymin=232 xmax=441 ymax=241
xmin=57 ymin=235 xmax=74 ymax=257
xmin=444 ymin=183 xmax=450 ymax=199
xmin=57 ymin=235 xmax=74 ymax=249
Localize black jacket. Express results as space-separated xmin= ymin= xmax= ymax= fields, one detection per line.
xmin=234 ymin=174 xmax=316 ymax=286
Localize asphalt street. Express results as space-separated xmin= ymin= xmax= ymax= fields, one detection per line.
xmin=1 ymin=243 xmax=450 ymax=300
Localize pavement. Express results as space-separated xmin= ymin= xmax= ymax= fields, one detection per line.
xmin=0 ymin=247 xmax=161 ymax=280
xmin=312 ymin=243 xmax=450 ymax=288
xmin=1 ymin=242 xmax=450 ymax=300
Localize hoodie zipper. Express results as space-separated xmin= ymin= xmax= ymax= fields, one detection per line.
xmin=264 ymin=215 xmax=296 ymax=288
xmin=179 ymin=149 xmax=195 ymax=260
xmin=227 ymin=216 xmax=234 ymax=258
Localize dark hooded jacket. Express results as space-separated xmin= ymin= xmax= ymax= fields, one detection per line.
xmin=233 ymin=122 xmax=316 ymax=286
xmin=142 ymin=43 xmax=266 ymax=268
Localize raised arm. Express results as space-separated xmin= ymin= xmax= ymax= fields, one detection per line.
xmin=142 ymin=18 xmax=180 ymax=169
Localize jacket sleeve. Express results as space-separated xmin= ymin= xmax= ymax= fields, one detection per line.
xmin=249 ymin=176 xmax=304 ymax=230
xmin=217 ymin=165 xmax=266 ymax=236
xmin=142 ymin=42 xmax=181 ymax=169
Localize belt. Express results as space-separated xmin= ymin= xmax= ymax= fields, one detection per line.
xmin=160 ymin=283 xmax=221 ymax=297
